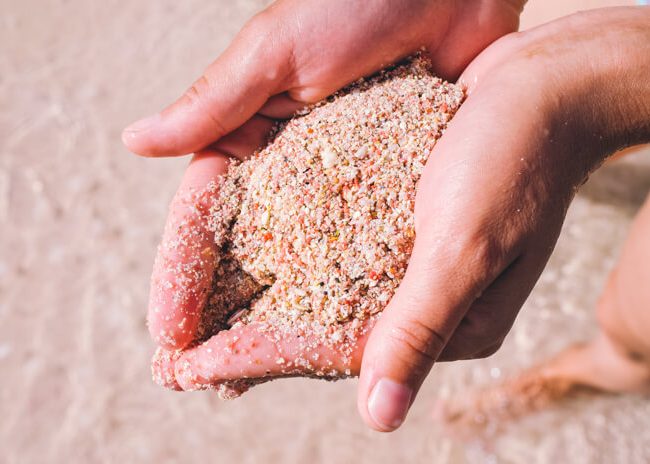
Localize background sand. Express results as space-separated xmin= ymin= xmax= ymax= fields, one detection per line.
xmin=1 ymin=0 xmax=649 ymax=462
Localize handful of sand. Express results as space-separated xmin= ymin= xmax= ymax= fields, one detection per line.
xmin=154 ymin=55 xmax=464 ymax=394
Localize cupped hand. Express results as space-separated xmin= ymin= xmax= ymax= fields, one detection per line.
xmin=123 ymin=0 xmax=523 ymax=157
xmin=131 ymin=0 xmax=524 ymax=356
xmin=123 ymin=0 xmax=649 ymax=433
xmin=358 ymin=6 xmax=650 ymax=431
xmin=148 ymin=148 xmax=371 ymax=397
xmin=125 ymin=0 xmax=523 ymax=411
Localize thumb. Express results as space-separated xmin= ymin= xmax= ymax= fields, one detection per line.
xmin=357 ymin=236 xmax=484 ymax=432
xmin=122 ymin=14 xmax=295 ymax=157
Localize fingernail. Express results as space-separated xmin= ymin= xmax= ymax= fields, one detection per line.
xmin=151 ymin=348 xmax=183 ymax=391
xmin=174 ymin=354 xmax=199 ymax=391
xmin=124 ymin=113 xmax=161 ymax=134
xmin=367 ymin=378 xmax=412 ymax=430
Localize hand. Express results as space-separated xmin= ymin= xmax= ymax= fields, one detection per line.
xmin=147 ymin=150 xmax=371 ymax=397
xmin=126 ymin=1 xmax=645 ymax=432
xmin=125 ymin=0 xmax=524 ymax=413
xmin=152 ymin=6 xmax=649 ymax=431
xmin=357 ymin=6 xmax=650 ymax=431
xmin=122 ymin=0 xmax=523 ymax=157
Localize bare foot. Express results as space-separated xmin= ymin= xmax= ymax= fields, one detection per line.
xmin=434 ymin=337 xmax=650 ymax=438
xmin=434 ymin=366 xmax=584 ymax=439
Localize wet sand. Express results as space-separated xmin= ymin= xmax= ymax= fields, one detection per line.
xmin=1 ymin=0 xmax=648 ymax=462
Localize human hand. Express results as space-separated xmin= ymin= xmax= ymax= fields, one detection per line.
xmin=122 ymin=0 xmax=648 ymax=433
xmin=154 ymin=5 xmax=650 ymax=430
xmin=356 ymin=5 xmax=650 ymax=431
xmin=124 ymin=0 xmax=524 ymax=404
xmin=147 ymin=149 xmax=371 ymax=397
xmin=122 ymin=0 xmax=523 ymax=157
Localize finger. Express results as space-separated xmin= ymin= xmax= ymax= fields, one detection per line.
xmin=428 ymin=1 xmax=522 ymax=81
xmin=151 ymin=347 xmax=183 ymax=391
xmin=173 ymin=319 xmax=373 ymax=392
xmin=355 ymin=81 xmax=541 ymax=431
xmin=122 ymin=14 xmax=294 ymax=157
xmin=356 ymin=237 xmax=494 ymax=432
xmin=211 ymin=115 xmax=276 ymax=161
xmin=148 ymin=150 xmax=231 ymax=350
xmin=437 ymin=254 xmax=544 ymax=362
xmin=151 ymin=346 xmax=268 ymax=398
xmin=122 ymin=0 xmax=464 ymax=158
xmin=357 ymin=232 xmax=521 ymax=431
xmin=257 ymin=93 xmax=308 ymax=120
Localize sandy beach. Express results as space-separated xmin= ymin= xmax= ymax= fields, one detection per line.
xmin=1 ymin=0 xmax=649 ymax=462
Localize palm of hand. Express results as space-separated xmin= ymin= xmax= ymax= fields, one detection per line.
xmin=149 ymin=152 xmax=369 ymax=395
xmin=151 ymin=58 xmax=465 ymax=393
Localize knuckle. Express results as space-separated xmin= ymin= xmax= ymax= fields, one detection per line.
xmin=415 ymin=229 xmax=506 ymax=299
xmin=184 ymin=74 xmax=213 ymax=105
xmin=182 ymin=74 xmax=228 ymax=137
xmin=238 ymin=10 xmax=292 ymax=85
xmin=418 ymin=218 xmax=506 ymax=268
xmin=461 ymin=232 xmax=505 ymax=276
xmin=242 ymin=10 xmax=273 ymax=35
xmin=439 ymin=337 xmax=503 ymax=362
xmin=389 ymin=318 xmax=447 ymax=367
xmin=182 ymin=75 xmax=209 ymax=108
xmin=438 ymin=312 xmax=509 ymax=361
xmin=456 ymin=232 xmax=508 ymax=294
xmin=473 ymin=340 xmax=504 ymax=359
xmin=240 ymin=12 xmax=277 ymax=56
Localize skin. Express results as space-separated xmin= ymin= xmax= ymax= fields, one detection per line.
xmin=123 ymin=1 xmax=650 ymax=432
xmin=437 ymin=195 xmax=650 ymax=438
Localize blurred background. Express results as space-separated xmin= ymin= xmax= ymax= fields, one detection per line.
xmin=1 ymin=0 xmax=649 ymax=462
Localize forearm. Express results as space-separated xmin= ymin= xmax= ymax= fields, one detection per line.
xmin=559 ymin=7 xmax=650 ymax=164
xmin=600 ymin=9 xmax=650 ymax=152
